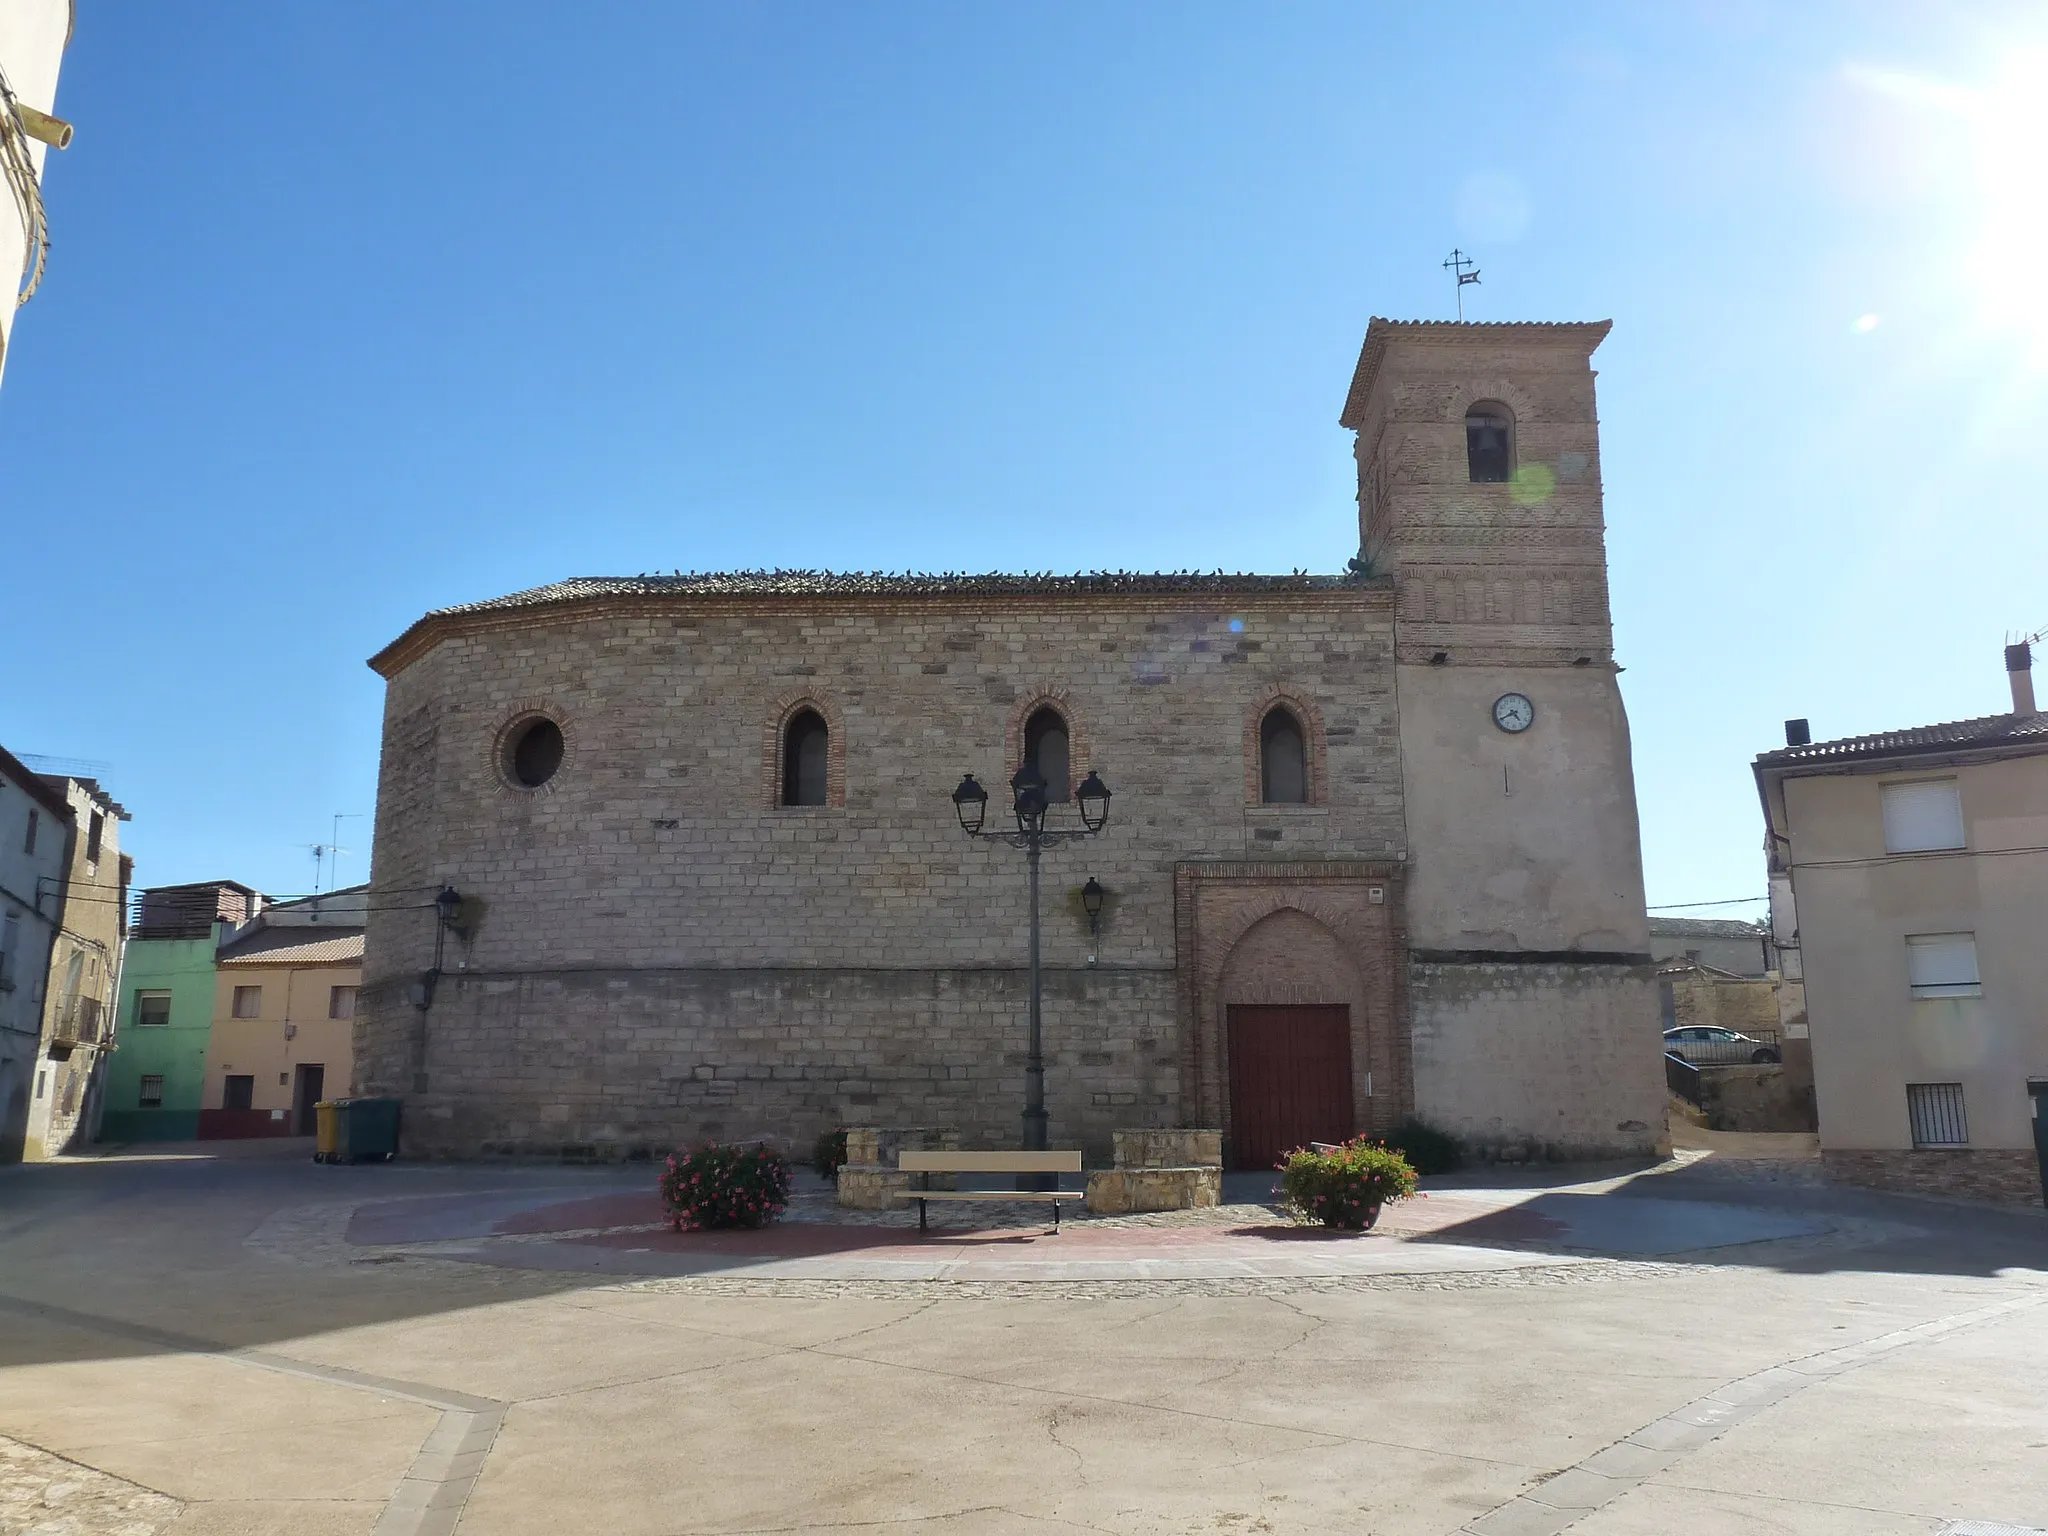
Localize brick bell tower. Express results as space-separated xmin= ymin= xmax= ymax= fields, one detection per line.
xmin=1340 ymin=319 xmax=1663 ymax=1158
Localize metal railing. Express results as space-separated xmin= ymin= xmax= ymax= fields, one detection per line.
xmin=1665 ymin=1053 xmax=1703 ymax=1107
xmin=1662 ymin=1027 xmax=1781 ymax=1067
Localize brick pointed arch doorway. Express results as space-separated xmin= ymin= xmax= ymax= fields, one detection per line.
xmin=1175 ymin=862 xmax=1410 ymax=1170
xmin=1227 ymin=1004 xmax=1354 ymax=1169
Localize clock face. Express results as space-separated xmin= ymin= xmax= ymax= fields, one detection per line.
xmin=1492 ymin=692 xmax=1535 ymax=733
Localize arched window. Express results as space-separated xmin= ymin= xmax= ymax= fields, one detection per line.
xmin=781 ymin=709 xmax=829 ymax=806
xmin=1260 ymin=707 xmax=1308 ymax=804
xmin=1465 ymin=401 xmax=1514 ymax=483
xmin=1023 ymin=706 xmax=1070 ymax=802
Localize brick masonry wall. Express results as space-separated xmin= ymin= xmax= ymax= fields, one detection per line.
xmin=1409 ymin=961 xmax=1665 ymax=1158
xmin=1823 ymin=1148 xmax=2045 ymax=1207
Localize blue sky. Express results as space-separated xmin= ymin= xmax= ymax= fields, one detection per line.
xmin=4 ymin=2 xmax=2043 ymax=913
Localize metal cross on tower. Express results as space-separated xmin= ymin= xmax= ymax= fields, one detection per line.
xmin=1443 ymin=248 xmax=1481 ymax=320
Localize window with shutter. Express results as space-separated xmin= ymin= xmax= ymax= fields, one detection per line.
xmin=1905 ymin=933 xmax=1980 ymax=998
xmin=1881 ymin=779 xmax=1964 ymax=853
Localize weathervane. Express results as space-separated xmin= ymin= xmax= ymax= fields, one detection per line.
xmin=1443 ymin=248 xmax=1480 ymax=320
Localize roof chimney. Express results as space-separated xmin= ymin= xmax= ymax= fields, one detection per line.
xmin=2008 ymin=641 xmax=2036 ymax=714
xmin=1784 ymin=718 xmax=1811 ymax=747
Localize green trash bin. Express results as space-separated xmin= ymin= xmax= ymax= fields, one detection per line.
xmin=340 ymin=1097 xmax=401 ymax=1162
xmin=315 ymin=1098 xmax=401 ymax=1164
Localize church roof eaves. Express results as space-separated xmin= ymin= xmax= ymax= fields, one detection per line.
xmin=1339 ymin=317 xmax=1613 ymax=431
xmin=368 ymin=570 xmax=1384 ymax=678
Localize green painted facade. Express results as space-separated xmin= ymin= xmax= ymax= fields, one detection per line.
xmin=100 ymin=929 xmax=221 ymax=1142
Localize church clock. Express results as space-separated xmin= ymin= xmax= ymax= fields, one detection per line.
xmin=1492 ymin=693 xmax=1534 ymax=733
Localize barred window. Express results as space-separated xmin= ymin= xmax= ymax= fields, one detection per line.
xmin=138 ymin=1074 xmax=164 ymax=1109
xmin=1906 ymin=1082 xmax=1968 ymax=1147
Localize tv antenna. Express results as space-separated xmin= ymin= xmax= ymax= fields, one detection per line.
xmin=1443 ymin=248 xmax=1481 ymax=320
xmin=305 ymin=812 xmax=364 ymax=893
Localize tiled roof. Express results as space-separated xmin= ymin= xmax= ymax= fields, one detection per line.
xmin=1648 ymin=917 xmax=1767 ymax=939
xmin=1755 ymin=712 xmax=2048 ymax=770
xmin=370 ymin=568 xmax=1382 ymax=677
xmin=217 ymin=928 xmax=364 ymax=967
xmin=425 ymin=570 xmax=1360 ymax=619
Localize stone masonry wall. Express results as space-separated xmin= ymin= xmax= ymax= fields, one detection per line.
xmin=389 ymin=964 xmax=1176 ymax=1163
xmin=357 ymin=587 xmax=1407 ymax=1152
xmin=1823 ymin=1149 xmax=2044 ymax=1207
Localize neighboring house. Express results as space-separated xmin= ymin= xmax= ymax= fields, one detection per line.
xmin=199 ymin=887 xmax=363 ymax=1139
xmin=101 ymin=881 xmax=265 ymax=1143
xmin=1656 ymin=958 xmax=1779 ymax=1044
xmin=359 ymin=318 xmax=1667 ymax=1166
xmin=1754 ymin=642 xmax=2048 ymax=1204
xmin=22 ymin=772 xmax=130 ymax=1158
xmin=1647 ymin=916 xmax=1774 ymax=978
xmin=0 ymin=743 xmax=72 ymax=1161
xmin=0 ymin=0 xmax=74 ymax=388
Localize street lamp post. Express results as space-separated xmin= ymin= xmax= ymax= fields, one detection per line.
xmin=952 ymin=765 xmax=1112 ymax=1176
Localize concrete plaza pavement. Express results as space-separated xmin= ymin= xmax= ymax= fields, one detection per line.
xmin=0 ymin=1139 xmax=2044 ymax=1535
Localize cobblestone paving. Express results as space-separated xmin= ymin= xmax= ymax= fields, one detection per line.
xmin=0 ymin=1436 xmax=179 ymax=1536
xmin=619 ymin=1257 xmax=1677 ymax=1301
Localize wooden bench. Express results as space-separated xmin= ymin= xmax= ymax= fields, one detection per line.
xmin=896 ymin=1150 xmax=1085 ymax=1234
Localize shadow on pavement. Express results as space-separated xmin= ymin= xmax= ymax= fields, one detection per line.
xmin=0 ymin=1140 xmax=2043 ymax=1376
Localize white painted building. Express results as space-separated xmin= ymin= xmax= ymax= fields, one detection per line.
xmin=0 ymin=742 xmax=75 ymax=1160
xmin=0 ymin=0 xmax=73 ymax=387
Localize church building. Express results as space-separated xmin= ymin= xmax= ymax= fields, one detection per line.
xmin=356 ymin=319 xmax=1665 ymax=1165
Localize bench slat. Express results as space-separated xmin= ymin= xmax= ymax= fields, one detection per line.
xmin=893 ymin=1191 xmax=1079 ymax=1202
xmin=898 ymin=1151 xmax=1082 ymax=1173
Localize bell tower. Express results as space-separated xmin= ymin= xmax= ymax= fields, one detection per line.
xmin=1340 ymin=319 xmax=1662 ymax=1159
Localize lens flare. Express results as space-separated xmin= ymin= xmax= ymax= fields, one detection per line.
xmin=1845 ymin=46 xmax=2048 ymax=366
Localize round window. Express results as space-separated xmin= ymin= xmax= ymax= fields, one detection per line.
xmin=504 ymin=717 xmax=564 ymax=789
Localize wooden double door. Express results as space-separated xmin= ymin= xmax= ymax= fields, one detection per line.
xmin=1226 ymin=1004 xmax=1355 ymax=1170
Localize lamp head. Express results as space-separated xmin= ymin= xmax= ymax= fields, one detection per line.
xmin=1075 ymin=770 xmax=1111 ymax=832
xmin=1010 ymin=762 xmax=1048 ymax=831
xmin=951 ymin=773 xmax=988 ymax=835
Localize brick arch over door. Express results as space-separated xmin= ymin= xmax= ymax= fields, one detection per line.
xmin=1218 ymin=907 xmax=1367 ymax=1164
xmin=1175 ymin=863 xmax=1410 ymax=1140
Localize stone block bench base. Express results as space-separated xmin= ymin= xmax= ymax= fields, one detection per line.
xmin=1085 ymin=1166 xmax=1222 ymax=1215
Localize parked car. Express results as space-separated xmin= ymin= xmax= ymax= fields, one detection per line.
xmin=1663 ymin=1026 xmax=1781 ymax=1066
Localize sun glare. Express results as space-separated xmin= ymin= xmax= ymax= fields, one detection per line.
xmin=1846 ymin=46 xmax=2048 ymax=365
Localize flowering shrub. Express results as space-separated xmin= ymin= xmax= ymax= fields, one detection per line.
xmin=1278 ymin=1137 xmax=1418 ymax=1231
xmin=659 ymin=1142 xmax=792 ymax=1231
xmin=812 ymin=1127 xmax=850 ymax=1179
